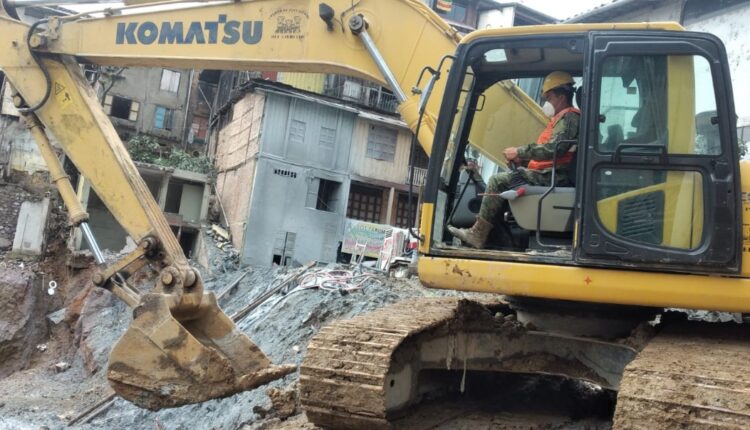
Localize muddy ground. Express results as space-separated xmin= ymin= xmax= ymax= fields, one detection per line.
xmin=0 ymin=175 xmax=617 ymax=430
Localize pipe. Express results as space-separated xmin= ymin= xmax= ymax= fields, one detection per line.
xmin=80 ymin=222 xmax=106 ymax=264
xmin=21 ymin=111 xmax=89 ymax=226
xmin=182 ymin=68 xmax=195 ymax=149
xmin=6 ymin=0 xmax=119 ymax=6
xmin=349 ymin=15 xmax=407 ymax=103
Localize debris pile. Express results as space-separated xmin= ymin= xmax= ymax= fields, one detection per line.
xmin=0 ymin=224 xmax=471 ymax=430
xmin=205 ymin=224 xmax=240 ymax=270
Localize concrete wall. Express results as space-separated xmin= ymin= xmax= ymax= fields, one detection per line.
xmin=1 ymin=82 xmax=45 ymax=175
xmin=214 ymin=89 xmax=363 ymax=266
xmin=261 ymin=93 xmax=354 ymax=171
xmin=349 ymin=118 xmax=412 ymax=185
xmin=243 ymin=92 xmax=356 ymax=266
xmin=76 ymin=165 xmax=210 ymax=254
xmin=242 ymin=159 xmax=347 ymax=266
xmin=214 ymin=93 xmax=265 ymax=249
xmin=0 ymin=115 xmax=48 ymax=174
xmin=105 ymin=67 xmax=192 ymax=142
xmin=216 ymin=86 xmax=417 ymax=266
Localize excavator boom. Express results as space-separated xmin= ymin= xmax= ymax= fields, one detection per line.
xmin=0 ymin=0 xmax=545 ymax=410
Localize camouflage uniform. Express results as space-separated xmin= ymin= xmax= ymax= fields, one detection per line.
xmin=479 ymin=111 xmax=580 ymax=221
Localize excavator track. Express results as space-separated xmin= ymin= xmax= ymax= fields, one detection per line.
xmin=300 ymin=297 xmax=638 ymax=430
xmin=613 ymin=321 xmax=750 ymax=429
xmin=300 ymin=298 xmax=470 ymax=430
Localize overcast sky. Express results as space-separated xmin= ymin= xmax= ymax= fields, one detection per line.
xmin=517 ymin=0 xmax=612 ymax=20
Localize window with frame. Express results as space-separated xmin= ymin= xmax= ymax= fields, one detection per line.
xmin=435 ymin=0 xmax=469 ymax=24
xmin=189 ymin=116 xmax=209 ymax=144
xmin=411 ymin=146 xmax=429 ymax=169
xmin=594 ymin=54 xmax=718 ymax=250
xmin=347 ymin=183 xmax=383 ymax=223
xmin=160 ymin=69 xmax=181 ymax=93
xmin=154 ymin=106 xmax=174 ymax=130
xmin=395 ymin=193 xmax=414 ymax=228
xmin=597 ymin=55 xmax=719 ymax=156
xmin=366 ymin=124 xmax=398 ymax=162
xmin=306 ymin=178 xmax=341 ymax=212
xmin=104 ymin=94 xmax=139 ymax=121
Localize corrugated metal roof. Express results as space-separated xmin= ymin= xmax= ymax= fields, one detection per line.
xmin=564 ymin=0 xmax=662 ymax=23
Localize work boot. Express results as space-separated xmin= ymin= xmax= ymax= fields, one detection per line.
xmin=447 ymin=217 xmax=493 ymax=249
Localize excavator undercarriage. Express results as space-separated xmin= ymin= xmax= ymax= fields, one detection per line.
xmin=300 ymin=298 xmax=750 ymax=429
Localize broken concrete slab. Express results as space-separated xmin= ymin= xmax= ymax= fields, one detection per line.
xmin=211 ymin=224 xmax=230 ymax=241
xmin=11 ymin=198 xmax=50 ymax=257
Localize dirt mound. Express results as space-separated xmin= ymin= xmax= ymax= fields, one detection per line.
xmin=0 ymin=267 xmax=49 ymax=378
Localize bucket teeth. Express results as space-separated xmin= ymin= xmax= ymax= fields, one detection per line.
xmin=107 ymin=293 xmax=295 ymax=410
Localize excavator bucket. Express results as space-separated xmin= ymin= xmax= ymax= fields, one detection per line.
xmin=107 ymin=292 xmax=296 ymax=410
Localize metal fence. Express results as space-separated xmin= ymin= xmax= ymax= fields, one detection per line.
xmin=406 ymin=166 xmax=428 ymax=186
xmin=324 ymin=76 xmax=399 ymax=113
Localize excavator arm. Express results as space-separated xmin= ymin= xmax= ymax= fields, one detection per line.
xmin=4 ymin=0 xmax=464 ymax=153
xmin=0 ymin=0 xmax=544 ymax=410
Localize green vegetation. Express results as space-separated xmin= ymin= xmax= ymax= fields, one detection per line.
xmin=126 ymin=135 xmax=213 ymax=174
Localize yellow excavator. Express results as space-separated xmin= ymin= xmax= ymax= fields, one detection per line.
xmin=2 ymin=0 xmax=749 ymax=428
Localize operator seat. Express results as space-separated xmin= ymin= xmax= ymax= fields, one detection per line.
xmin=503 ymin=87 xmax=582 ymax=233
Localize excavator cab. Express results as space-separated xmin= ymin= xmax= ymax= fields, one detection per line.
xmin=429 ymin=28 xmax=741 ymax=275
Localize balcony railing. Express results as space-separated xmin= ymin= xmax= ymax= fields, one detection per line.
xmin=323 ymin=77 xmax=399 ymax=113
xmin=406 ymin=166 xmax=428 ymax=186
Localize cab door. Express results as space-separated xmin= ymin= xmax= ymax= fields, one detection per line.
xmin=576 ymin=31 xmax=741 ymax=273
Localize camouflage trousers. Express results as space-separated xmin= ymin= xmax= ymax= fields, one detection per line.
xmin=479 ymin=168 xmax=572 ymax=221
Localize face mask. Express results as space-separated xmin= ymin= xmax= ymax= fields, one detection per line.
xmin=542 ymin=101 xmax=555 ymax=117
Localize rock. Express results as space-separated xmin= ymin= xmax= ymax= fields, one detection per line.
xmin=0 ymin=236 xmax=11 ymax=249
xmin=77 ymin=288 xmax=125 ymax=375
xmin=53 ymin=361 xmax=70 ymax=373
xmin=266 ymin=387 xmax=299 ymax=419
xmin=35 ymin=344 xmax=47 ymax=352
xmin=211 ymin=225 xmax=230 ymax=241
xmin=46 ymin=308 xmax=66 ymax=325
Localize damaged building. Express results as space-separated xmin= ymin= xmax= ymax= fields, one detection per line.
xmin=211 ymin=79 xmax=426 ymax=267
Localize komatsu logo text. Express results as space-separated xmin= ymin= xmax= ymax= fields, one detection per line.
xmin=116 ymin=15 xmax=263 ymax=45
